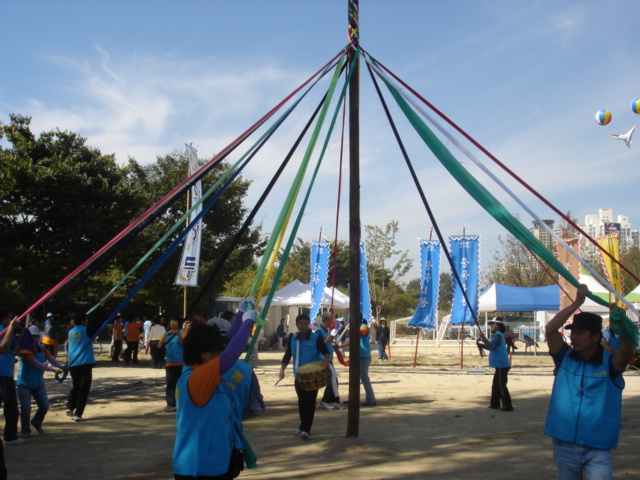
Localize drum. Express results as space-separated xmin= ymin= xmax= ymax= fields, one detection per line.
xmin=297 ymin=361 xmax=330 ymax=391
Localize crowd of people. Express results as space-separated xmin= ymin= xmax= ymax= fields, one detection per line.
xmin=0 ymin=283 xmax=637 ymax=479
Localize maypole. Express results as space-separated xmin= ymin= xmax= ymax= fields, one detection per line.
xmin=346 ymin=0 xmax=361 ymax=438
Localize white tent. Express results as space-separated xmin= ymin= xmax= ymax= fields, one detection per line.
xmin=257 ymin=280 xmax=350 ymax=343
xmin=259 ymin=279 xmax=349 ymax=308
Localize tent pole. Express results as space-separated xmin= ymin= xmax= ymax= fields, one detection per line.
xmin=413 ymin=327 xmax=420 ymax=368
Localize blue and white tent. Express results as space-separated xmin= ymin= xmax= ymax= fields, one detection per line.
xmin=478 ymin=284 xmax=560 ymax=312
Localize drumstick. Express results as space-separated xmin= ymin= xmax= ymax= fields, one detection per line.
xmin=274 ymin=377 xmax=283 ymax=386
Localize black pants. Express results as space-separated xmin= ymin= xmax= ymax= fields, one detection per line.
xmin=150 ymin=341 xmax=163 ymax=367
xmin=166 ymin=365 xmax=182 ymax=406
xmin=490 ymin=367 xmax=512 ymax=409
xmin=67 ymin=364 xmax=93 ymax=417
xmin=123 ymin=340 xmax=139 ymax=363
xmin=0 ymin=376 xmax=19 ymax=441
xmin=294 ymin=378 xmax=319 ymax=433
xmin=320 ymin=363 xmax=339 ymax=403
xmin=111 ymin=340 xmax=122 ymax=361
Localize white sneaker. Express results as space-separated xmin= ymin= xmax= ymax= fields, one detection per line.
xmin=292 ymin=429 xmax=302 ymax=436
xmin=73 ymin=416 xmax=84 ymax=422
xmin=319 ymin=401 xmax=334 ymax=410
xmin=4 ymin=438 xmax=25 ymax=445
xmin=331 ymin=402 xmax=345 ymax=410
xmin=300 ymin=431 xmax=310 ymax=440
xmin=163 ymin=406 xmax=177 ymax=412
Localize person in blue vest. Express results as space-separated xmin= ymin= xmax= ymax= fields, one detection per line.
xmin=317 ymin=312 xmax=344 ymax=411
xmin=0 ymin=311 xmax=21 ymax=445
xmin=544 ymin=284 xmax=634 ymax=480
xmin=158 ymin=317 xmax=186 ymax=412
xmin=172 ymin=308 xmax=257 ymax=480
xmin=66 ymin=312 xmax=95 ymax=422
xmin=477 ymin=317 xmax=513 ymax=411
xmin=278 ymin=313 xmax=330 ymax=440
xmin=340 ymin=319 xmax=378 ymax=407
xmin=17 ymin=325 xmax=67 ymax=436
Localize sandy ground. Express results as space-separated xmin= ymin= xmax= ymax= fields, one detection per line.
xmin=4 ymin=343 xmax=640 ymax=480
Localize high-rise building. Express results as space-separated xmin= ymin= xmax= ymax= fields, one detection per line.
xmin=580 ymin=208 xmax=639 ymax=255
xmin=530 ymin=219 xmax=557 ymax=251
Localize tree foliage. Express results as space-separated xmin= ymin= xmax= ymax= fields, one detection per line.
xmin=0 ymin=115 xmax=264 ymax=317
xmin=485 ymin=233 xmax=553 ymax=288
xmin=364 ymin=220 xmax=412 ymax=319
xmin=0 ymin=114 xmax=147 ymax=311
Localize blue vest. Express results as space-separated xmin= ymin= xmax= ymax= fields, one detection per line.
xmin=18 ymin=348 xmax=45 ymax=389
xmin=173 ymin=366 xmax=239 ymax=477
xmin=292 ymin=332 xmax=323 ymax=378
xmin=224 ymin=361 xmax=253 ymax=421
xmin=67 ymin=325 xmax=95 ymax=367
xmin=360 ymin=332 xmax=371 ymax=359
xmin=317 ymin=326 xmax=334 ymax=361
xmin=545 ymin=348 xmax=624 ymax=450
xmin=488 ymin=331 xmax=510 ymax=368
xmin=0 ymin=326 xmax=16 ymax=377
xmin=164 ymin=331 xmax=184 ymax=365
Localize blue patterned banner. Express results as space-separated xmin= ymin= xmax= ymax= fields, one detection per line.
xmin=175 ymin=145 xmax=203 ymax=287
xmin=408 ymin=240 xmax=441 ymax=330
xmin=449 ymin=235 xmax=480 ymax=325
xmin=360 ymin=241 xmax=372 ymax=324
xmin=309 ymin=241 xmax=330 ymax=320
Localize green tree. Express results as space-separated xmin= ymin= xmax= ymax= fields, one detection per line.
xmin=364 ymin=221 xmax=412 ymax=319
xmin=485 ymin=233 xmax=553 ymax=287
xmin=621 ymin=247 xmax=640 ymax=293
xmin=0 ymin=114 xmax=147 ymax=312
xmin=134 ymin=151 xmax=265 ymax=315
xmin=437 ymin=272 xmax=453 ymax=313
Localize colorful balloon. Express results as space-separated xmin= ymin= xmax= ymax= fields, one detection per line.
xmin=595 ymin=109 xmax=612 ymax=125
xmin=632 ymin=98 xmax=640 ymax=114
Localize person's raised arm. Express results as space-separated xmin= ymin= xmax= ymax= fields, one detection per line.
xmin=610 ymin=305 xmax=636 ymax=373
xmin=219 ymin=310 xmax=256 ymax=375
xmin=0 ymin=318 xmax=19 ymax=354
xmin=546 ymin=284 xmax=589 ymax=355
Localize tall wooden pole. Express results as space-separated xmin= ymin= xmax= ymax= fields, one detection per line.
xmin=346 ymin=0 xmax=361 ymax=438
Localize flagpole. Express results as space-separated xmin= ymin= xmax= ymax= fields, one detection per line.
xmin=183 ymin=145 xmax=192 ymax=319
xmin=346 ymin=0 xmax=361 ymax=438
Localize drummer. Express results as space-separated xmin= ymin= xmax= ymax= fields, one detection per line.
xmin=278 ymin=313 xmax=330 ymax=440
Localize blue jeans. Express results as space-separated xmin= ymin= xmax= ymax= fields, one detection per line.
xmin=360 ymin=357 xmax=376 ymax=404
xmin=17 ymin=384 xmax=49 ymax=434
xmin=552 ymin=438 xmax=612 ymax=480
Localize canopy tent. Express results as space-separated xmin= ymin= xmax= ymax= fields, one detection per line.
xmin=625 ymin=283 xmax=640 ymax=303
xmin=259 ymin=279 xmax=349 ymax=308
xmin=478 ymin=284 xmax=560 ymax=312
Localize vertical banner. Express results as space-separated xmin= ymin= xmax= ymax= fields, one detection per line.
xmin=449 ymin=235 xmax=480 ymax=325
xmin=597 ymin=233 xmax=624 ymax=299
xmin=309 ymin=241 xmax=330 ymax=320
xmin=175 ymin=145 xmax=203 ymax=287
xmin=408 ymin=240 xmax=441 ymax=330
xmin=360 ymin=241 xmax=372 ymax=324
xmin=557 ymin=238 xmax=580 ymax=311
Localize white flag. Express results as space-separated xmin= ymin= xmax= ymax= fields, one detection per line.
xmin=175 ymin=145 xmax=203 ymax=287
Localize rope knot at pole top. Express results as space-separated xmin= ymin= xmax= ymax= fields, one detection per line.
xmin=348 ymin=0 xmax=359 ymax=45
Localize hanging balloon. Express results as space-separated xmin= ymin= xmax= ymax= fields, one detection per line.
xmin=632 ymin=98 xmax=640 ymax=114
xmin=595 ymin=109 xmax=612 ymax=125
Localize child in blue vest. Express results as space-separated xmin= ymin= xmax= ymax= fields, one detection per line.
xmin=17 ymin=326 xmax=67 ymax=436
xmin=66 ymin=312 xmax=95 ymax=422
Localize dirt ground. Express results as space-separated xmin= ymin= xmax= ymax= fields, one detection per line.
xmin=4 ymin=343 xmax=640 ymax=480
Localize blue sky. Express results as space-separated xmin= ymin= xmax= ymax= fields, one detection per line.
xmin=2 ymin=1 xmax=640 ymax=284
